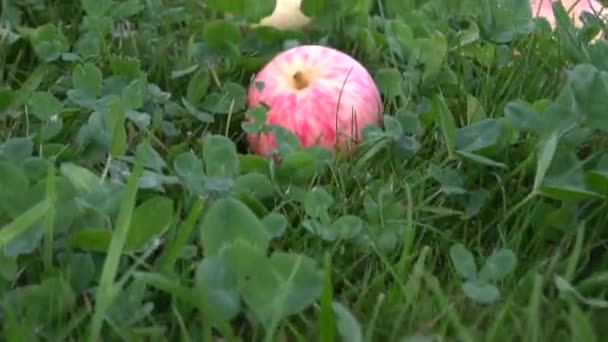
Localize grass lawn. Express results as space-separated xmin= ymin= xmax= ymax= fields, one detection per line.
xmin=1 ymin=0 xmax=608 ymax=341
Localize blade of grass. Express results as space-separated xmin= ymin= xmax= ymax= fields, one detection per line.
xmin=424 ymin=273 xmax=475 ymax=342
xmin=0 ymin=199 xmax=50 ymax=249
xmin=319 ymin=252 xmax=335 ymax=342
xmin=43 ymin=160 xmax=56 ymax=272
xmin=526 ymin=273 xmax=544 ymax=342
xmin=87 ymin=144 xmax=145 ymax=342
xmin=133 ymin=271 xmax=237 ymax=340
xmin=156 ymin=198 xmax=205 ymax=275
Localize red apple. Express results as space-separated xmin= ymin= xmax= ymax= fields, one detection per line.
xmin=245 ymin=45 xmax=383 ymax=157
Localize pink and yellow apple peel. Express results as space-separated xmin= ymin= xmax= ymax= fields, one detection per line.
xmin=245 ymin=45 xmax=383 ymax=157
xmin=530 ymin=0 xmax=605 ymax=29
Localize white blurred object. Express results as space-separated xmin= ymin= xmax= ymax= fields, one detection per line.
xmin=258 ymin=0 xmax=311 ymax=30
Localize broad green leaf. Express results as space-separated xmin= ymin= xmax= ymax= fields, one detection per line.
xmin=418 ymin=31 xmax=448 ymax=81
xmin=126 ymin=196 xmax=174 ymax=251
xmin=72 ymin=63 xmax=103 ymax=98
xmin=326 ymin=215 xmax=364 ymax=241
xmin=138 ymin=140 xmax=166 ymax=173
xmin=67 ymin=253 xmax=96 ymax=292
xmin=0 ymin=253 xmax=18 ymax=281
xmin=0 ymin=87 xmax=13 ymax=117
xmin=261 ymin=212 xmax=288 ymax=238
xmin=29 ymin=23 xmax=70 ymax=62
xmin=432 ymin=95 xmax=456 ymax=159
xmin=221 ymin=241 xmax=323 ymax=327
xmin=27 ymin=91 xmax=63 ymax=120
xmin=109 ymin=55 xmax=141 ymax=78
xmin=203 ymin=134 xmax=239 ymax=179
xmin=75 ymin=31 xmax=101 ymax=59
xmin=479 ymin=0 xmax=534 ymax=43
xmin=0 ymin=200 xmax=50 ymax=252
xmin=539 ymin=147 xmax=604 ymax=200
xmin=110 ymin=0 xmax=145 ymax=19
xmin=270 ymin=125 xmax=303 ymax=156
xmin=68 ymin=228 xmax=112 ymax=252
xmin=449 ymin=243 xmax=477 ymax=280
xmin=265 ymin=252 xmax=323 ymax=321
xmin=275 ymin=150 xmax=318 ymax=185
xmin=466 ymin=94 xmax=486 ymax=123
xmin=234 ymin=173 xmax=275 ymax=199
xmin=173 ymin=151 xmax=206 ymax=194
xmin=60 ymin=162 xmax=102 ymax=194
xmin=455 ymin=118 xmax=505 ymax=153
xmin=194 ymin=255 xmax=241 ymax=321
xmin=0 ymin=160 xmax=29 ymax=216
xmin=374 ymin=68 xmax=403 ymax=99
xmin=462 ymin=280 xmax=500 ymax=304
xmin=427 ymin=163 xmax=467 ymax=195
xmin=2 ymin=276 xmax=75 ymax=324
xmin=205 ymin=0 xmax=246 ymax=14
xmin=242 ymin=0 xmax=276 ymax=21
xmin=301 ymin=0 xmax=329 ymax=18
xmin=199 ymin=197 xmax=270 ymax=256
xmin=533 ymin=131 xmax=559 ymax=193
xmin=202 ymin=20 xmax=241 ymax=55
xmin=10 ymin=65 xmax=49 ymax=111
xmin=332 ymin=301 xmax=363 ymax=342
xmin=304 ymin=187 xmax=334 ymax=218
xmin=121 ymin=78 xmax=148 ymax=110
xmin=3 ymin=223 xmax=44 ymax=258
xmin=479 ymin=248 xmax=517 ymax=282
xmin=182 ymin=97 xmax=215 ymax=123
xmin=186 ymin=68 xmax=210 ymax=104
xmin=105 ymin=99 xmax=127 ymax=157
xmin=200 ymin=82 xmax=247 ymax=114
xmin=567 ymin=64 xmax=608 ymax=131
xmin=81 ymin=0 xmax=113 ymax=16
xmin=504 ymin=100 xmax=543 ymax=132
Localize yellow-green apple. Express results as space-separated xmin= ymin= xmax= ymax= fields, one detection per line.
xmin=245 ymin=45 xmax=383 ymax=157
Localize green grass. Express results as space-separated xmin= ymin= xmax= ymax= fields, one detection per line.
xmin=1 ymin=0 xmax=608 ymax=341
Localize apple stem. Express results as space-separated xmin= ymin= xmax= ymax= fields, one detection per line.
xmin=293 ymin=71 xmax=308 ymax=90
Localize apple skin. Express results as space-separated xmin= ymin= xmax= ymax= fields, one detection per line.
xmin=530 ymin=0 xmax=604 ymax=34
xmin=245 ymin=44 xmax=383 ymax=157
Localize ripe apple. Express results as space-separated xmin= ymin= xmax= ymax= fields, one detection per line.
xmin=245 ymin=45 xmax=383 ymax=157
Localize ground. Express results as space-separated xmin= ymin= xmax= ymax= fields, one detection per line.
xmin=1 ymin=0 xmax=608 ymax=341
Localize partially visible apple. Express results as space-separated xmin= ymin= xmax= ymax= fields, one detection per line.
xmin=245 ymin=45 xmax=383 ymax=157
xmin=530 ymin=0 xmax=605 ymax=29
xmin=512 ymin=0 xmax=605 ymax=57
